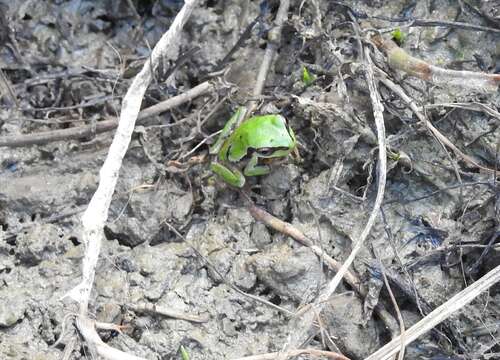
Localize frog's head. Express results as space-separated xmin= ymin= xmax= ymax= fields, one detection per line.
xmin=227 ymin=115 xmax=296 ymax=162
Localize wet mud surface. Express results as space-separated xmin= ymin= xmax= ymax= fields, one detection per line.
xmin=0 ymin=0 xmax=499 ymax=359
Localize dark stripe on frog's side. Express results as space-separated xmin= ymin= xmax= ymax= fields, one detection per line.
xmin=229 ymin=147 xmax=292 ymax=164
xmin=236 ymin=146 xmax=293 ymax=159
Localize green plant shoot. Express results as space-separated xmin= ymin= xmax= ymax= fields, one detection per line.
xmin=302 ymin=66 xmax=315 ymax=86
xmin=391 ymin=28 xmax=406 ymax=45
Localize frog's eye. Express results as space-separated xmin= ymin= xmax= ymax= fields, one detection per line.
xmin=256 ymin=148 xmax=275 ymax=157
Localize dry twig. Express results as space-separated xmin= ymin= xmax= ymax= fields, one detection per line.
xmin=373 ymin=36 xmax=500 ymax=92
xmin=246 ymin=201 xmax=360 ymax=289
xmin=62 ymin=1 xmax=199 ymax=359
xmin=335 ymin=2 xmax=500 ymax=34
xmin=424 ymin=102 xmax=500 ymax=121
xmin=406 ymin=18 xmax=500 ymax=34
xmin=233 ymin=348 xmax=351 ymax=360
xmin=366 ymin=264 xmax=500 ymax=360
xmin=0 ymin=81 xmax=214 ymax=148
xmin=129 ymin=302 xmax=209 ymax=323
xmin=164 ymin=220 xmax=295 ymax=317
xmin=76 ymin=317 xmax=144 ymax=360
xmin=246 ymin=201 xmax=399 ymax=338
xmin=247 ymin=0 xmax=290 ymax=115
xmin=378 ymin=74 xmax=498 ymax=175
xmin=378 ymin=261 xmax=406 ymax=360
xmin=276 ymin=46 xmax=388 ymax=358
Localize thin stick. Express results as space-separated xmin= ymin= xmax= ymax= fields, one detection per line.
xmin=384 ymin=181 xmax=491 ymax=205
xmin=314 ymin=46 xmax=388 ymax=323
xmin=424 ymin=102 xmax=500 ymax=122
xmin=129 ymin=302 xmax=209 ymax=323
xmin=333 ymin=1 xmax=500 ymax=34
xmin=366 ymin=265 xmax=500 ymax=360
xmin=0 ymin=81 xmax=213 ymax=148
xmin=61 ymin=336 xmax=77 ymax=360
xmin=408 ymin=19 xmax=500 ymax=34
xmin=76 ymin=317 xmax=145 ymax=360
xmin=246 ymin=201 xmax=399 ymax=336
xmin=164 ymin=220 xmax=294 ymax=317
xmin=233 ymin=348 xmax=350 ymax=360
xmin=276 ymin=46 xmax=388 ymax=358
xmin=379 ymin=261 xmax=406 ymax=360
xmin=247 ymin=0 xmax=290 ymax=115
xmin=246 ymin=202 xmax=361 ymax=289
xmin=63 ymin=1 xmax=199 ymax=359
xmin=378 ymin=74 xmax=498 ymax=175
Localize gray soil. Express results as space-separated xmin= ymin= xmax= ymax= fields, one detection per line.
xmin=0 ymin=0 xmax=499 ymax=359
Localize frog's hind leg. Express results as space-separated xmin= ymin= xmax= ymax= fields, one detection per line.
xmin=211 ymin=162 xmax=246 ymax=188
xmin=244 ymin=153 xmax=270 ymax=176
xmin=209 ymin=108 xmax=246 ymax=155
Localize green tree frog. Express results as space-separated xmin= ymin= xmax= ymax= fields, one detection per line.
xmin=209 ymin=108 xmax=296 ymax=188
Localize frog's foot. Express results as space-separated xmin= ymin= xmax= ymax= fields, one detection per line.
xmin=243 ymin=153 xmax=270 ymax=176
xmin=210 ymin=162 xmax=245 ymax=188
xmin=244 ymin=165 xmax=270 ymax=176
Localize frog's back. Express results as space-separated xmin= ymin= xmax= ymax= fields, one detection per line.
xmin=238 ymin=115 xmax=293 ymax=149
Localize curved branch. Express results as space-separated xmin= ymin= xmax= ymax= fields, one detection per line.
xmin=0 ymin=81 xmax=213 ymax=148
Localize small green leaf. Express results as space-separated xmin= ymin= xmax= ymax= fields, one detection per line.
xmin=302 ymin=66 xmax=315 ymax=87
xmin=180 ymin=345 xmax=190 ymax=360
xmin=391 ymin=28 xmax=406 ymax=45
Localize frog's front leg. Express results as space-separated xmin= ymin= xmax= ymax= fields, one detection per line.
xmin=243 ymin=153 xmax=270 ymax=176
xmin=211 ymin=162 xmax=246 ymax=188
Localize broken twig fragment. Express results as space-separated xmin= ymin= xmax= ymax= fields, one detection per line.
xmin=372 ymin=36 xmax=500 ymax=92
xmin=129 ymin=302 xmax=209 ymax=323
